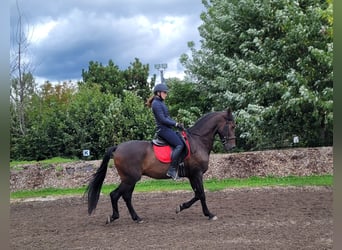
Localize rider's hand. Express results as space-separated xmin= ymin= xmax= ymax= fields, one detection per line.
xmin=175 ymin=122 xmax=185 ymax=131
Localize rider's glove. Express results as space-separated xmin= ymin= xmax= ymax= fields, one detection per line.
xmin=175 ymin=122 xmax=185 ymax=131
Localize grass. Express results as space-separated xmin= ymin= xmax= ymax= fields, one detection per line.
xmin=10 ymin=157 xmax=78 ymax=169
xmin=10 ymin=175 xmax=332 ymax=200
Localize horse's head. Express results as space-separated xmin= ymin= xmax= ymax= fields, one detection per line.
xmin=218 ymin=108 xmax=236 ymax=151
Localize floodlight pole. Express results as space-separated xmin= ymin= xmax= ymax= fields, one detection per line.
xmin=154 ymin=63 xmax=168 ymax=84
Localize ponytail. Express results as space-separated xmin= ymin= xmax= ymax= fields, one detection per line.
xmin=146 ymin=95 xmax=155 ymax=108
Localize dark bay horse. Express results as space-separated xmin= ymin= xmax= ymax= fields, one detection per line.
xmin=86 ymin=108 xmax=236 ymax=223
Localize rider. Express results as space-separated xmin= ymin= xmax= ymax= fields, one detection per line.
xmin=146 ymin=83 xmax=184 ymax=180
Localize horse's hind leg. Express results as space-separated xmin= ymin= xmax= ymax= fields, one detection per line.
xmin=122 ymin=183 xmax=142 ymax=223
xmin=107 ymin=184 xmax=122 ymax=224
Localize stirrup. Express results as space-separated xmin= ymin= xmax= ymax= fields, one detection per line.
xmin=166 ymin=168 xmax=179 ymax=180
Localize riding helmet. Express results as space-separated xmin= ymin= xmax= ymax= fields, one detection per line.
xmin=153 ymin=83 xmax=168 ymax=94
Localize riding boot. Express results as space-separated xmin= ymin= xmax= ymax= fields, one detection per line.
xmin=166 ymin=145 xmax=183 ymax=180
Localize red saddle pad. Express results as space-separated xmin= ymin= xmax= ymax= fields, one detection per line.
xmin=153 ymin=145 xmax=172 ymax=163
xmin=153 ymin=131 xmax=191 ymax=163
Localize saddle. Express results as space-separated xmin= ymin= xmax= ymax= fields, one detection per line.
xmin=152 ymin=131 xmax=190 ymax=165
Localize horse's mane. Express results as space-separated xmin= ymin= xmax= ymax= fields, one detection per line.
xmin=188 ymin=111 xmax=223 ymax=134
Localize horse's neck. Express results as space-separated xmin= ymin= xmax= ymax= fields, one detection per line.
xmin=188 ymin=114 xmax=221 ymax=152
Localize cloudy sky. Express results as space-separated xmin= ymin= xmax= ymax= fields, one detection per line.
xmin=10 ymin=0 xmax=205 ymax=84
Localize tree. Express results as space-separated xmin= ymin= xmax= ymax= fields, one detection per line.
xmin=165 ymin=78 xmax=204 ymax=127
xmin=63 ymin=85 xmax=155 ymax=159
xmin=10 ymin=56 xmax=157 ymax=160
xmin=80 ymin=59 xmax=125 ymax=96
xmin=10 ymin=81 xmax=76 ymax=160
xmin=181 ymin=0 xmax=333 ymax=149
xmin=123 ymin=58 xmax=156 ymax=101
xmin=10 ymin=0 xmax=36 ymax=136
xmin=10 ymin=72 xmax=36 ymax=137
xmin=81 ymin=58 xmax=155 ymax=100
xmin=113 ymin=91 xmax=155 ymax=144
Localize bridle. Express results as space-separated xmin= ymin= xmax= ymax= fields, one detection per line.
xmin=219 ymin=119 xmax=236 ymax=146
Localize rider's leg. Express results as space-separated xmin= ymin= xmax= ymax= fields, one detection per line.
xmin=157 ymin=128 xmax=184 ymax=180
xmin=166 ymin=144 xmax=184 ymax=180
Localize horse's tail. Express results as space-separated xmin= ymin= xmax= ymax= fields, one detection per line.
xmin=86 ymin=146 xmax=117 ymax=215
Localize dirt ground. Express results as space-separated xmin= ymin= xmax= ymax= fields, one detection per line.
xmin=10 ymin=186 xmax=332 ymax=250
xmin=10 ymin=147 xmax=333 ymax=249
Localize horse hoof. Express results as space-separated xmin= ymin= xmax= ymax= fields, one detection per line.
xmin=106 ymin=215 xmax=111 ymax=224
xmin=176 ymin=205 xmax=181 ymax=214
xmin=106 ymin=215 xmax=118 ymax=224
xmin=209 ymin=215 xmax=218 ymax=221
xmin=136 ymin=219 xmax=144 ymax=224
xmin=134 ymin=217 xmax=143 ymax=224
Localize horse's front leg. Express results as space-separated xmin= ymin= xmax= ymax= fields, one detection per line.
xmin=176 ymin=196 xmax=199 ymax=213
xmin=107 ymin=182 xmax=142 ymax=224
xmin=177 ymin=174 xmax=217 ymax=220
xmin=176 ymin=175 xmax=201 ymax=214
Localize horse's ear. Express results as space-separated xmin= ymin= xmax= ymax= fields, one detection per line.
xmin=226 ymin=108 xmax=234 ymax=120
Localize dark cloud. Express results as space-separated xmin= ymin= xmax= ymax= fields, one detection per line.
xmin=10 ymin=0 xmax=205 ymax=83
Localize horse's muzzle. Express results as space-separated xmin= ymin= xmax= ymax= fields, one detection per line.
xmin=224 ymin=143 xmax=236 ymax=151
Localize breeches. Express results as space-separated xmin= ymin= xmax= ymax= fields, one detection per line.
xmin=157 ymin=128 xmax=184 ymax=149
